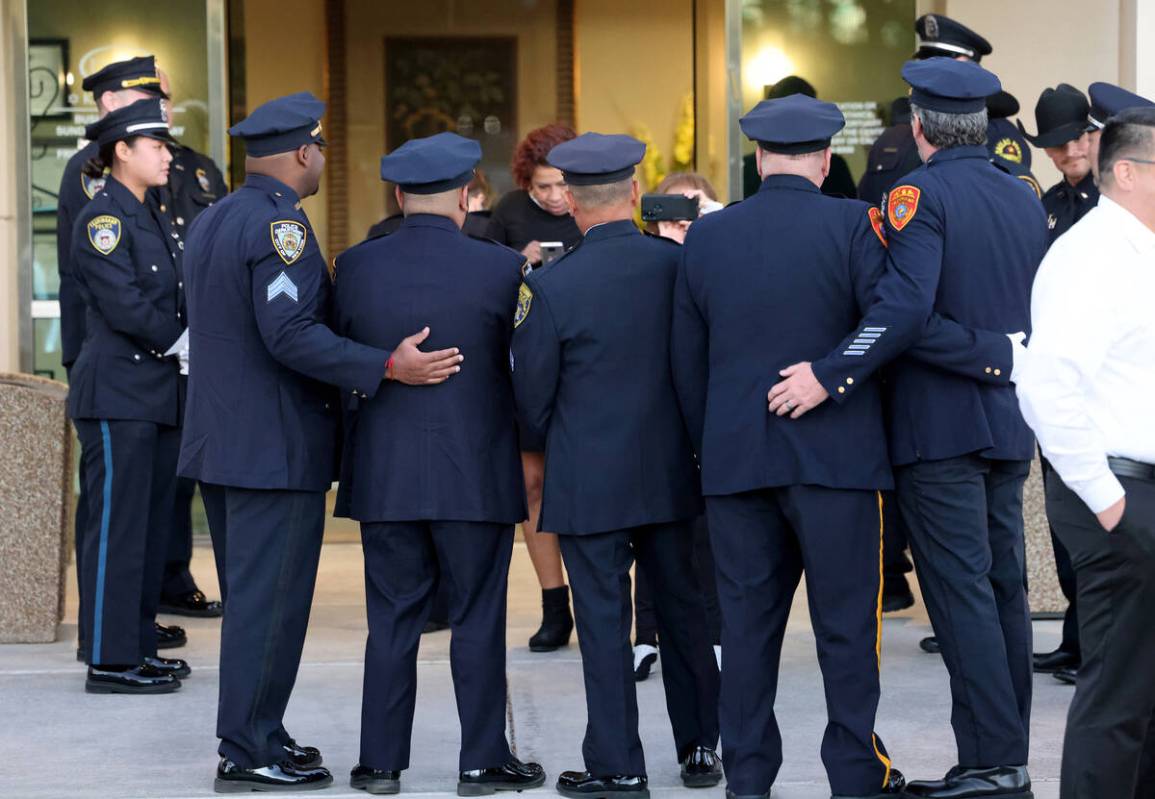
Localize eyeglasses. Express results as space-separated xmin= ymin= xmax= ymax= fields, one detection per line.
xmin=1121 ymin=157 xmax=1155 ymax=166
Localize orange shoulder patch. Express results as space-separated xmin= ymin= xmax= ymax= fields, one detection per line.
xmin=887 ymin=185 xmax=921 ymax=231
xmin=867 ymin=207 xmax=887 ymax=247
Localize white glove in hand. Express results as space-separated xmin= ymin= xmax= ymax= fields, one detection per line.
xmin=1007 ymin=331 xmax=1027 ymax=383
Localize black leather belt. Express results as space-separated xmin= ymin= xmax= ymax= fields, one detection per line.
xmin=1108 ymin=456 xmax=1155 ymax=480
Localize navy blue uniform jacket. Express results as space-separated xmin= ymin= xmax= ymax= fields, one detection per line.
xmin=67 ymin=176 xmax=182 ymax=426
xmin=178 ymin=174 xmax=389 ymax=491
xmin=57 ymin=142 xmax=101 ymax=368
xmin=511 ymin=220 xmax=703 ymax=535
xmin=331 ymin=214 xmax=527 ymax=524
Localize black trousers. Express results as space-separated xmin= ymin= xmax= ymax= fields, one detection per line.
xmin=560 ymin=521 xmax=720 ymax=777
xmin=359 ymin=521 xmax=514 ymax=772
xmin=207 ymin=486 xmax=325 ymax=768
xmin=896 ymin=455 xmax=1032 ymax=767
xmin=706 ymin=486 xmax=892 ymax=797
xmin=881 ymin=489 xmax=914 ymax=582
xmin=74 ymin=419 xmax=179 ymax=666
xmin=161 ymin=477 xmax=201 ymax=599
xmin=634 ymin=515 xmax=721 ymax=647
xmin=1040 ymin=457 xmax=1080 ymax=657
xmin=1049 ymin=474 xmax=1155 ymax=799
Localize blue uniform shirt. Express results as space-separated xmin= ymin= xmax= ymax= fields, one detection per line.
xmin=331 ymin=214 xmax=527 ymax=524
xmin=178 ymin=173 xmax=390 ymax=491
xmin=67 ymin=175 xmax=183 ymax=426
xmin=512 ymin=220 xmax=703 ymax=535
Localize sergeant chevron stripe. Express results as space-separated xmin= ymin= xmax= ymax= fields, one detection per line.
xmin=267 ymin=271 xmax=299 ymax=303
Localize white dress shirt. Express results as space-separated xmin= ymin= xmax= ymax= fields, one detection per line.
xmin=1016 ymin=194 xmax=1155 ymax=513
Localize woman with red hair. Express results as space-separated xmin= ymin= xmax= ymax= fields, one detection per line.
xmin=486 ymin=124 xmax=581 ymax=652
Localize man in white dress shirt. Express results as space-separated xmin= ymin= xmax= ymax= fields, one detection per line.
xmin=1016 ymin=106 xmax=1155 ymax=799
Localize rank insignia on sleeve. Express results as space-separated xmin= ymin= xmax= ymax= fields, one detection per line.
xmin=887 ymin=185 xmax=921 ymax=231
xmin=514 ymin=282 xmax=533 ymax=328
xmin=87 ymin=215 xmax=122 ymax=255
xmin=81 ymin=169 xmax=108 ymax=200
xmin=867 ymin=207 xmax=888 ymax=247
xmin=270 ymin=220 xmax=308 ymax=265
xmin=267 ymin=271 xmax=299 ymax=303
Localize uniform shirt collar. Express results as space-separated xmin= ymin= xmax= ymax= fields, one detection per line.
xmin=926 ymin=144 xmax=988 ymax=166
xmin=757 ymin=173 xmax=822 ymax=194
xmin=243 ymin=173 xmax=301 ymax=205
xmin=582 ymin=218 xmax=639 ymax=241
xmin=1097 ymin=193 xmax=1155 ymax=256
xmin=400 ymin=213 xmax=461 ymax=232
xmin=102 ymin=174 xmax=145 ymax=216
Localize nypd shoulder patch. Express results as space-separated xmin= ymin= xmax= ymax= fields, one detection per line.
xmin=514 ymin=282 xmax=533 ymax=328
xmin=270 ymin=220 xmax=308 ymax=266
xmin=87 ymin=215 xmax=122 ymax=255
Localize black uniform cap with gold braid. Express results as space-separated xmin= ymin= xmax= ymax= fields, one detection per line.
xmin=81 ymin=56 xmax=168 ymax=100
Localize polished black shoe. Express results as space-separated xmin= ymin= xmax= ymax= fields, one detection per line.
xmin=832 ymin=767 xmax=906 ymax=797
xmin=86 ymin=663 xmax=181 ymax=694
xmin=156 ymin=622 xmax=187 ymax=649
xmin=680 ymin=746 xmax=722 ymax=788
xmin=557 ymin=771 xmax=648 ymax=798
xmin=1032 ymin=649 xmax=1079 ymax=674
xmin=283 ymin=739 xmax=323 ymax=769
xmin=919 ymin=636 xmax=941 ymax=654
xmin=215 ymin=759 xmax=333 ymax=793
xmin=159 ymin=590 xmax=224 ymax=618
xmin=144 ymin=656 xmax=191 ymax=678
xmin=881 ymin=575 xmax=915 ymax=613
xmin=1053 ymin=666 xmax=1077 ymax=685
xmin=529 ymin=586 xmax=574 ymax=652
xmin=351 ymin=764 xmax=400 ymax=794
xmin=903 ymin=765 xmax=1032 ymax=798
xmin=633 ymin=644 xmax=658 ymax=682
xmin=458 ymin=757 xmax=546 ymax=795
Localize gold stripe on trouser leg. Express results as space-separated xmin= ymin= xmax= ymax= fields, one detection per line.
xmin=873 ymin=491 xmax=892 ymax=786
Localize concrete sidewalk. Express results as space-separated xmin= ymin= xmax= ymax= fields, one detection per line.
xmin=0 ymin=541 xmax=1070 ymax=798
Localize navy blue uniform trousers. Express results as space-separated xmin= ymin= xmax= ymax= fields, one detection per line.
xmin=161 ymin=477 xmax=200 ymax=599
xmin=635 ymin=515 xmax=721 ymax=647
xmin=75 ymin=419 xmax=179 ymax=666
xmin=559 ymin=521 xmax=720 ymax=777
xmin=359 ymin=521 xmax=514 ymax=772
xmin=705 ymin=486 xmax=893 ymax=797
xmin=203 ymin=485 xmax=325 ymax=768
xmin=895 ymin=455 xmax=1032 ymax=767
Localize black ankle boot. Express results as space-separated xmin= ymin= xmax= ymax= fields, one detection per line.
xmin=529 ymin=586 xmax=574 ymax=652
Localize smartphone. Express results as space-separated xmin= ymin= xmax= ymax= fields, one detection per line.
xmin=641 ymin=193 xmax=700 ymax=222
xmin=539 ymin=241 xmax=565 ymax=264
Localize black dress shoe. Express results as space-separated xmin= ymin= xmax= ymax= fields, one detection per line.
xmin=156 ymin=623 xmax=187 ymax=649
xmin=459 ymin=757 xmax=546 ymax=795
xmin=1032 ymin=649 xmax=1079 ymax=674
xmin=529 ymin=586 xmax=574 ymax=652
xmin=680 ymin=746 xmax=722 ymax=788
xmin=144 ymin=656 xmax=191 ymax=678
xmin=903 ymin=765 xmax=1032 ymax=798
xmin=351 ymin=764 xmax=400 ymax=795
xmin=832 ymin=767 xmax=906 ymax=797
xmin=919 ymin=636 xmax=941 ymax=654
xmin=283 ymin=739 xmax=323 ymax=769
xmin=557 ymin=771 xmax=648 ymax=798
xmin=215 ymin=759 xmax=333 ymax=793
xmin=160 ymin=590 xmax=224 ymax=618
xmin=86 ymin=663 xmax=181 ymax=694
xmin=1053 ymin=666 xmax=1077 ymax=685
xmin=881 ymin=576 xmax=915 ymax=613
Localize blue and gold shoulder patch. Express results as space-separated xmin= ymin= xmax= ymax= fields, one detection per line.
xmin=514 ymin=282 xmax=533 ymax=328
xmin=270 ymin=220 xmax=307 ymax=265
xmin=81 ymin=169 xmax=108 ymax=200
xmin=87 ymin=215 xmax=122 ymax=255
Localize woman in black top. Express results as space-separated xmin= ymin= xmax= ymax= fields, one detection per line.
xmin=487 ymin=124 xmax=580 ymax=651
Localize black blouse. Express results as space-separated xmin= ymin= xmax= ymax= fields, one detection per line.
xmin=485 ymin=189 xmax=582 ymax=257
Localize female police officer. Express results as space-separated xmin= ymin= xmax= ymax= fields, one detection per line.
xmin=69 ymin=97 xmax=189 ymax=694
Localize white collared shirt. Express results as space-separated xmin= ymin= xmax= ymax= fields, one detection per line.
xmin=1016 ymin=194 xmax=1155 ymax=512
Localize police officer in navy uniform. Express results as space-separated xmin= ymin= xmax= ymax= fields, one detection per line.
xmin=511 ymin=133 xmax=721 ymax=797
xmin=672 ymin=94 xmax=912 ymax=799
xmin=1086 ymin=82 xmax=1155 ymax=180
xmin=69 ymin=97 xmax=191 ymax=694
xmin=331 ymin=132 xmax=546 ymax=797
xmin=179 ymin=92 xmax=462 ymax=793
xmin=769 ymin=59 xmax=1047 ymax=799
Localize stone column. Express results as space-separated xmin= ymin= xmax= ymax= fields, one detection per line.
xmin=1024 ymin=456 xmax=1064 ymax=614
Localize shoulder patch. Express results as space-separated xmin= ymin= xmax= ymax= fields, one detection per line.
xmin=81 ymin=169 xmax=108 ymax=200
xmin=887 ymin=185 xmax=921 ymax=231
xmin=87 ymin=215 xmax=122 ymax=255
xmin=196 ymin=167 xmax=212 ymax=193
xmin=520 ymin=259 xmax=533 ymax=278
xmin=270 ymin=220 xmax=308 ymax=265
xmin=514 ymin=282 xmax=533 ymax=328
xmin=867 ymin=207 xmax=887 ymax=247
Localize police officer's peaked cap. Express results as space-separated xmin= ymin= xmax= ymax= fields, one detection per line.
xmin=1017 ymin=84 xmax=1091 ymax=148
xmin=902 ymin=58 xmax=1001 ymax=115
xmin=380 ymin=132 xmax=481 ymax=194
xmin=546 ymin=133 xmax=646 ymax=186
xmin=85 ymin=97 xmax=173 ymax=148
xmin=1088 ymin=82 xmax=1155 ymax=129
xmin=229 ymin=92 xmax=327 ymax=157
xmin=740 ymin=94 xmax=845 ymax=155
xmin=914 ymin=14 xmax=992 ymax=62
xmin=82 ymin=55 xmax=167 ymax=99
